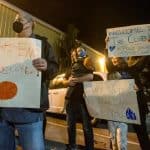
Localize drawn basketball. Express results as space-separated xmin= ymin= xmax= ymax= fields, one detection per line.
xmin=0 ymin=81 xmax=17 ymax=100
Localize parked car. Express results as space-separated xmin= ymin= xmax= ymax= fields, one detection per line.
xmin=47 ymin=72 xmax=106 ymax=114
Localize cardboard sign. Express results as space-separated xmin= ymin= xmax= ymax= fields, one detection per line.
xmin=84 ymin=79 xmax=141 ymax=124
xmin=0 ymin=38 xmax=42 ymax=108
xmin=107 ymin=24 xmax=150 ymax=57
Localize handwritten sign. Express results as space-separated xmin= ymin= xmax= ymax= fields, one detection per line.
xmin=0 ymin=38 xmax=42 ymax=108
xmin=106 ymin=24 xmax=150 ymax=57
xmin=84 ymin=79 xmax=141 ymax=124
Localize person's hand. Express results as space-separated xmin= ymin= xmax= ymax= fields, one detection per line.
xmin=133 ymin=84 xmax=139 ymax=92
xmin=105 ymin=36 xmax=109 ymax=49
xmin=105 ymin=36 xmax=109 ymax=44
xmin=68 ymin=77 xmax=78 ymax=86
xmin=32 ymin=58 xmax=47 ymax=71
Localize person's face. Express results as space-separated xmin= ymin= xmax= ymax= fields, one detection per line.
xmin=111 ymin=57 xmax=120 ymax=66
xmin=15 ymin=14 xmax=33 ymax=37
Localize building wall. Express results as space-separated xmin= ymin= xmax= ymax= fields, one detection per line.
xmin=0 ymin=0 xmax=106 ymax=72
xmin=0 ymin=2 xmax=16 ymax=37
xmin=0 ymin=1 xmax=62 ymax=45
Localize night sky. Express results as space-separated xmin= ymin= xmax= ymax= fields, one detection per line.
xmin=5 ymin=0 xmax=150 ymax=53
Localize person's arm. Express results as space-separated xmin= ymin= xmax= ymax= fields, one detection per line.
xmin=76 ymin=73 xmax=93 ymax=82
xmin=63 ymin=73 xmax=93 ymax=87
xmin=70 ymin=73 xmax=93 ymax=83
xmin=61 ymin=69 xmax=71 ymax=87
xmin=127 ymin=56 xmax=148 ymax=72
xmin=32 ymin=38 xmax=59 ymax=80
xmin=44 ymin=41 xmax=59 ymax=80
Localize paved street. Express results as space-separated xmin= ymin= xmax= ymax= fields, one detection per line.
xmin=45 ymin=140 xmax=66 ymax=150
xmin=44 ymin=113 xmax=150 ymax=150
xmin=16 ymin=114 xmax=150 ymax=150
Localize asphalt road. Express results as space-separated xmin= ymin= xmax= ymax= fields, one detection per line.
xmin=45 ymin=113 xmax=150 ymax=150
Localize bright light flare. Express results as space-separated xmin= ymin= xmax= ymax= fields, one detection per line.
xmin=98 ymin=57 xmax=106 ymax=72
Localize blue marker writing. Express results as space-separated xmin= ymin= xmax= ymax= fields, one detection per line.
xmin=109 ymin=46 xmax=116 ymax=52
xmin=126 ymin=107 xmax=136 ymax=120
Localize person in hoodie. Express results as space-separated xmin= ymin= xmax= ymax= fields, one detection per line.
xmin=0 ymin=11 xmax=58 ymax=150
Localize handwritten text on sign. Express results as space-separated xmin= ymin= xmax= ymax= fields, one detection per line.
xmin=84 ymin=79 xmax=141 ymax=124
xmin=0 ymin=38 xmax=42 ymax=108
xmin=107 ymin=24 xmax=150 ymax=57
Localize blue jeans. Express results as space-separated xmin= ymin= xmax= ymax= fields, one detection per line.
xmin=108 ymin=121 xmax=128 ymax=150
xmin=0 ymin=119 xmax=45 ymax=150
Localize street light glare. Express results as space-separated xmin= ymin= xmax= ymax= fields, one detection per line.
xmin=99 ymin=57 xmax=106 ymax=72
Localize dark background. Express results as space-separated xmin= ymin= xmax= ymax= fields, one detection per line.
xmin=5 ymin=0 xmax=150 ymax=53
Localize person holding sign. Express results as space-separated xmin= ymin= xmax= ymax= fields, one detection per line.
xmin=63 ymin=47 xmax=94 ymax=150
xmin=106 ymin=56 xmax=129 ymax=150
xmin=105 ymin=36 xmax=150 ymax=150
xmin=0 ymin=11 xmax=58 ymax=150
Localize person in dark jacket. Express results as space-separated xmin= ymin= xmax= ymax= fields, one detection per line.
xmin=127 ymin=56 xmax=150 ymax=150
xmin=0 ymin=11 xmax=58 ymax=150
xmin=63 ymin=47 xmax=94 ymax=150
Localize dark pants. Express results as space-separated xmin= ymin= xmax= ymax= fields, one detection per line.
xmin=133 ymin=119 xmax=150 ymax=150
xmin=133 ymin=91 xmax=150 ymax=150
xmin=66 ymin=86 xmax=94 ymax=150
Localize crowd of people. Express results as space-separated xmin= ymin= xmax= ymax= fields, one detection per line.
xmin=0 ymin=11 xmax=149 ymax=150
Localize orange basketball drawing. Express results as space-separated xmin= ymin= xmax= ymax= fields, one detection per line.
xmin=0 ymin=81 xmax=17 ymax=100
